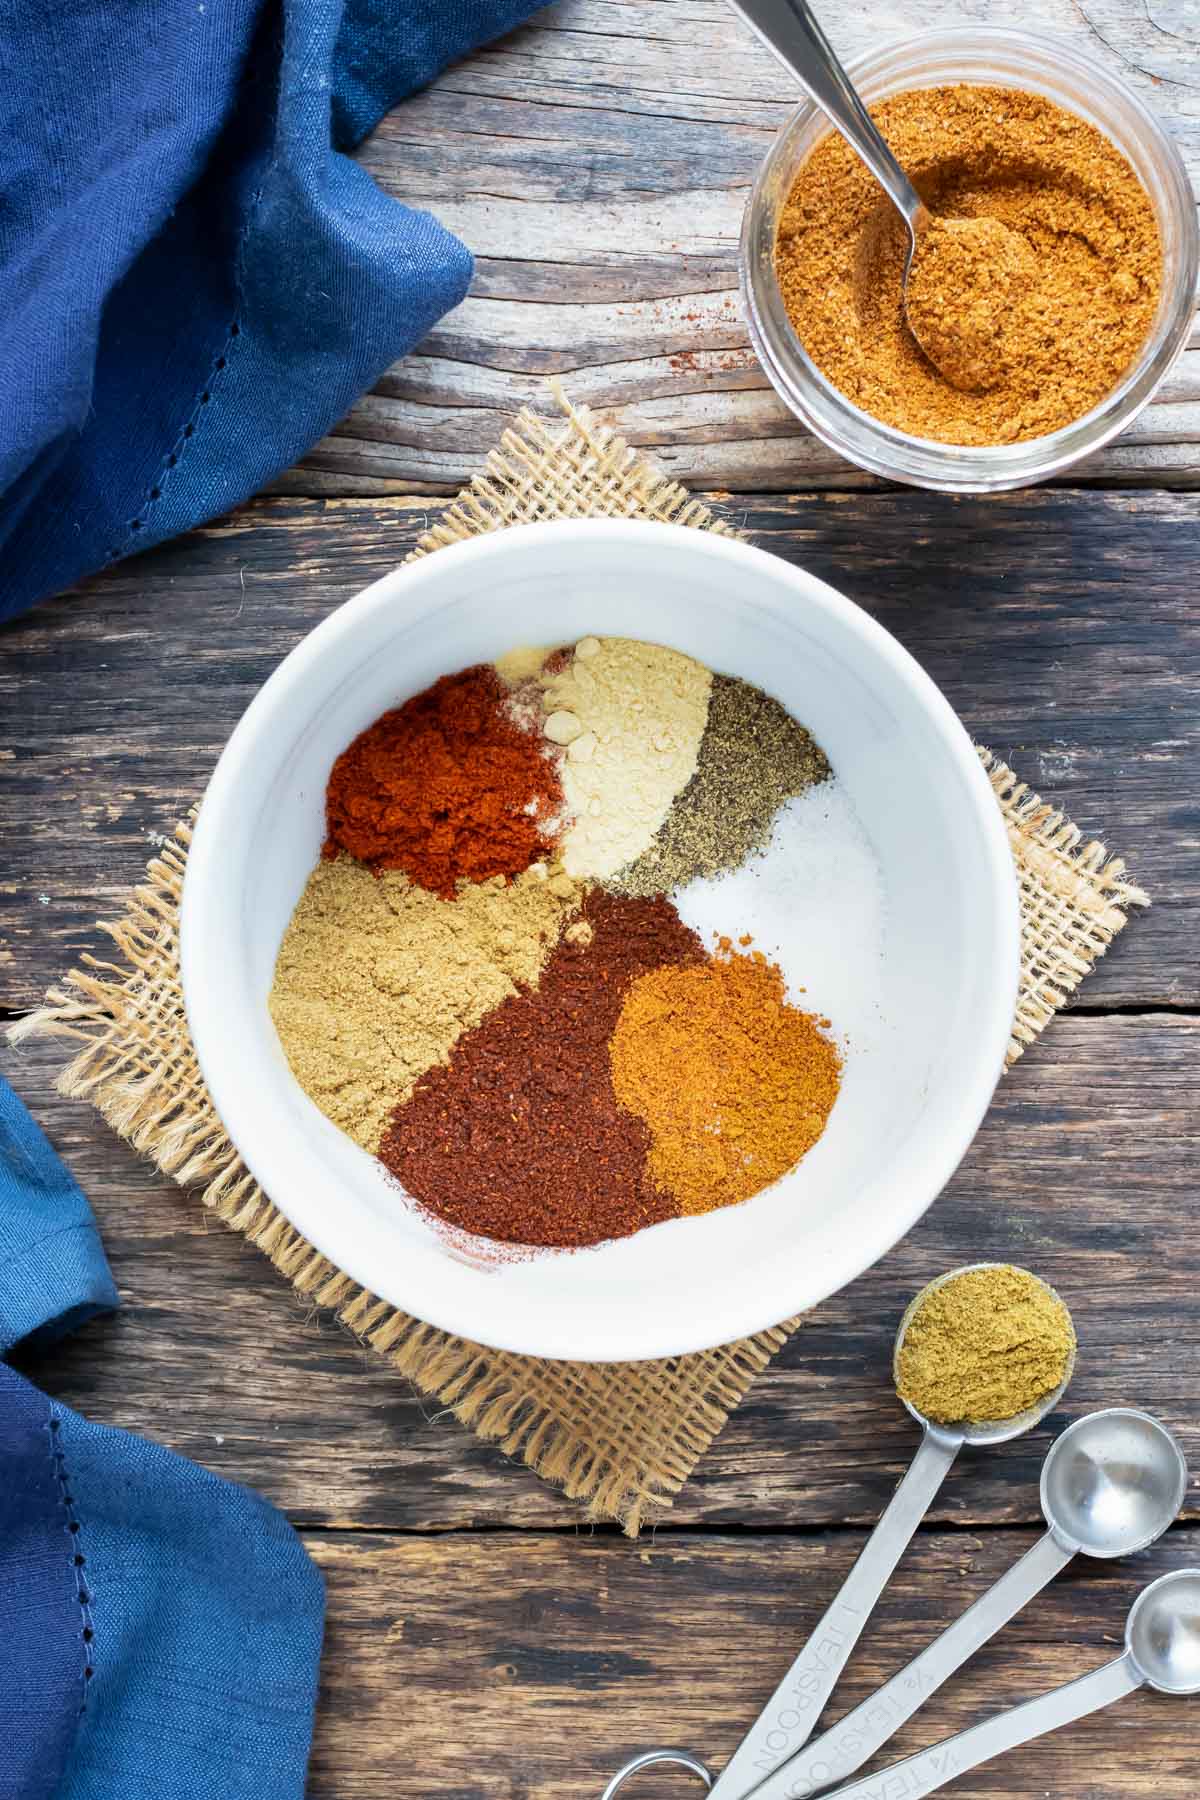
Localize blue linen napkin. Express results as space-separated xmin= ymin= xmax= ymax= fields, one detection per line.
xmin=0 ymin=0 xmax=540 ymax=623
xmin=0 ymin=1073 xmax=325 ymax=1800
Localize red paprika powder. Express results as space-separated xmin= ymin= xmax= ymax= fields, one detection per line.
xmin=378 ymin=891 xmax=706 ymax=1248
xmin=323 ymin=665 xmax=563 ymax=897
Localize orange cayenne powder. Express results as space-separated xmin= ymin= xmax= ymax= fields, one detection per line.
xmin=323 ymin=666 xmax=563 ymax=897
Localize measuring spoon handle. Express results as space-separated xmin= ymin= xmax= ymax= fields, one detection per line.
xmin=754 ymin=1528 xmax=1076 ymax=1799
xmin=724 ymin=0 xmax=927 ymax=232
xmin=711 ymin=1427 xmax=961 ymax=1800
xmin=813 ymin=1655 xmax=1142 ymax=1800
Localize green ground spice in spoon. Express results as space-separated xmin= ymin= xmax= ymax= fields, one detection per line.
xmin=895 ymin=1264 xmax=1076 ymax=1426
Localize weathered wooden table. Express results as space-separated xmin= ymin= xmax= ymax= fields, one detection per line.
xmin=3 ymin=6 xmax=1199 ymax=1796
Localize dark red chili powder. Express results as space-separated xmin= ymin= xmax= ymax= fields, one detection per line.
xmin=323 ymin=665 xmax=562 ymax=898
xmin=378 ymin=891 xmax=706 ymax=1248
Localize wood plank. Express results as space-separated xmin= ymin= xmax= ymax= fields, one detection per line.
xmin=305 ymin=1525 xmax=1200 ymax=1799
xmin=3 ymin=489 xmax=1196 ymax=1010
xmin=271 ymin=0 xmax=1200 ymax=496
xmin=6 ymin=1013 xmax=1198 ymax=1531
xmin=290 ymin=356 xmax=1200 ymax=499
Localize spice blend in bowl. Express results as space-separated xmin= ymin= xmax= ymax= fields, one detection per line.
xmin=271 ymin=636 xmax=862 ymax=1252
xmin=183 ymin=519 xmax=1021 ymax=1358
xmin=740 ymin=29 xmax=1198 ymax=493
xmin=775 ymin=83 xmax=1161 ymax=447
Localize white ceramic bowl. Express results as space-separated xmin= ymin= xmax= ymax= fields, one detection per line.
xmin=182 ymin=520 xmax=1019 ymax=1361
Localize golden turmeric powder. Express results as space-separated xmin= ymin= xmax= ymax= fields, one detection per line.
xmin=609 ymin=938 xmax=842 ymax=1216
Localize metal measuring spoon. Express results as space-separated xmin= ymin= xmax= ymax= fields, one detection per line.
xmin=802 ymin=1568 xmax=1200 ymax=1800
xmin=746 ymin=1408 xmax=1187 ymax=1800
xmin=709 ymin=1264 xmax=1074 ymax=1800
xmin=600 ymin=1749 xmax=713 ymax=1797
xmin=725 ymin=0 xmax=1003 ymax=380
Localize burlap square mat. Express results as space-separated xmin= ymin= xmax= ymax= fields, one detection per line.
xmin=13 ymin=394 xmax=1148 ymax=1534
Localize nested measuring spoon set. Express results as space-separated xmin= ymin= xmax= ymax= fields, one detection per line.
xmin=602 ymin=1265 xmax=1196 ymax=1800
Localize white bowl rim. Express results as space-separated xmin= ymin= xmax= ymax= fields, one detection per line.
xmin=181 ymin=518 xmax=1021 ymax=1361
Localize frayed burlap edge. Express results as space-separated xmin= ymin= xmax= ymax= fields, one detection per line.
xmin=407 ymin=381 xmax=737 ymax=552
xmin=979 ymin=751 xmax=1148 ymax=1063
xmin=9 ymin=391 xmax=1146 ymax=1533
xmin=11 ymin=815 xmax=793 ymax=1533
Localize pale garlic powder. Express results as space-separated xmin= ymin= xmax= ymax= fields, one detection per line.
xmin=539 ymin=635 xmax=712 ymax=879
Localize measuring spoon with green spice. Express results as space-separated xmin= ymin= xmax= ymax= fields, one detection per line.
xmin=707 ymin=1263 xmax=1076 ymax=1800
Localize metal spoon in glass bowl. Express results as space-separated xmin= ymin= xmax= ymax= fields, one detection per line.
xmin=725 ymin=0 xmax=1014 ymax=389
xmin=705 ymin=1263 xmax=1075 ymax=1800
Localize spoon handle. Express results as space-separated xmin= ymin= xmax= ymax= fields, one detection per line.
xmin=748 ymin=1528 xmax=1076 ymax=1799
xmin=725 ymin=0 xmax=927 ymax=232
xmin=710 ymin=1427 xmax=961 ymax=1800
xmin=805 ymin=1655 xmax=1142 ymax=1800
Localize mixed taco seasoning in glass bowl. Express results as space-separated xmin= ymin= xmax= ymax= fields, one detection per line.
xmin=740 ymin=28 xmax=1198 ymax=493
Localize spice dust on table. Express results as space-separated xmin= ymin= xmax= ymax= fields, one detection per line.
xmin=270 ymin=636 xmax=887 ymax=1253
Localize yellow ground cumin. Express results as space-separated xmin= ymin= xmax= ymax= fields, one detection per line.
xmin=894 ymin=1265 xmax=1076 ymax=1426
xmin=269 ymin=855 xmax=580 ymax=1151
xmin=775 ymin=84 xmax=1161 ymax=445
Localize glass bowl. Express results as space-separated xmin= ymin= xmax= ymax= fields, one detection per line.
xmin=740 ymin=27 xmax=1198 ymax=493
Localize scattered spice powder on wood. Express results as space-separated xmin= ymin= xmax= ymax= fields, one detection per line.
xmin=609 ymin=937 xmax=843 ymax=1216
xmin=378 ymin=891 xmax=706 ymax=1248
xmin=774 ymin=84 xmax=1161 ymax=444
xmin=323 ymin=665 xmax=563 ymax=896
xmin=894 ymin=1264 xmax=1076 ymax=1426
xmin=268 ymin=855 xmax=582 ymax=1152
xmin=609 ymin=673 xmax=830 ymax=897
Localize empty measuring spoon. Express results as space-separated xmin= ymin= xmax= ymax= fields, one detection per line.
xmin=746 ymin=1408 xmax=1187 ymax=1800
xmin=802 ymin=1568 xmax=1200 ymax=1800
xmin=709 ymin=1265 xmax=1075 ymax=1800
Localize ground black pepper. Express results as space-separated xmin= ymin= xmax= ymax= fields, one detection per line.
xmin=609 ymin=674 xmax=830 ymax=897
xmin=378 ymin=891 xmax=705 ymax=1247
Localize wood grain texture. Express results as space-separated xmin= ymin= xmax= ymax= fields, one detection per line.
xmin=304 ymin=1526 xmax=1200 ymax=1799
xmin=6 ymin=471 xmax=1198 ymax=1786
xmin=7 ymin=1011 xmax=1198 ymax=1531
xmin=270 ymin=0 xmax=1200 ymax=496
xmin=8 ymin=10 xmax=1200 ymax=1776
xmin=3 ymin=488 xmax=1197 ymax=1010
